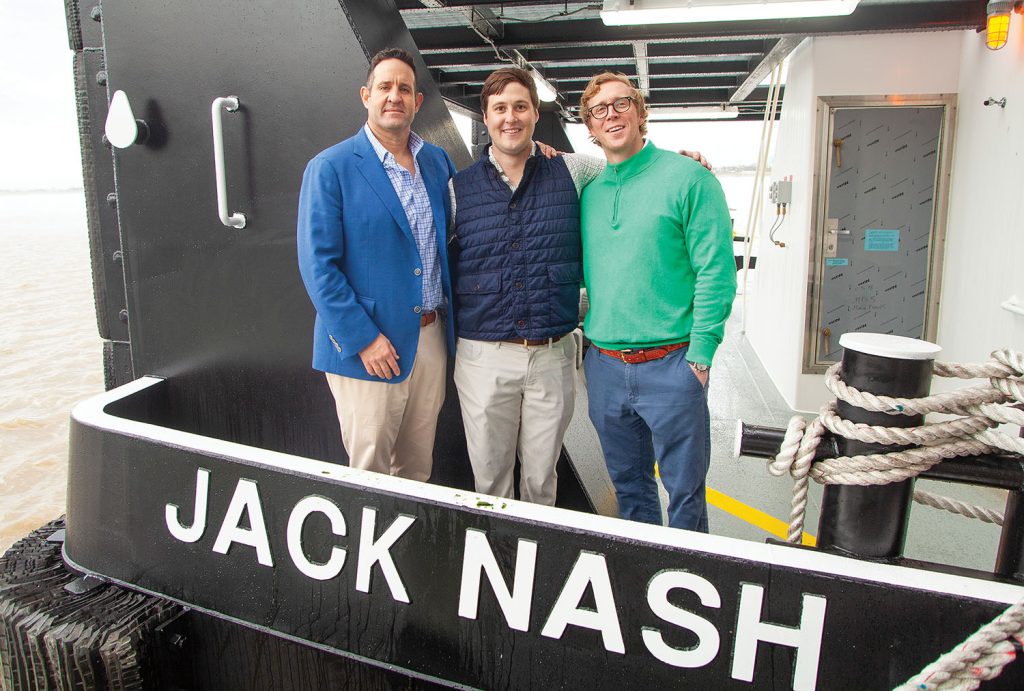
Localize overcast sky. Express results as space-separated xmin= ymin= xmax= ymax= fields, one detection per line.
xmin=1 ymin=3 xmax=82 ymax=191
xmin=0 ymin=2 xmax=767 ymax=192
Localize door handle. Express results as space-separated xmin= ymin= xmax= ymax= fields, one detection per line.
xmin=211 ymin=96 xmax=246 ymax=229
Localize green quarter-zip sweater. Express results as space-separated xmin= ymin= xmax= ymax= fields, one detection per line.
xmin=581 ymin=140 xmax=736 ymax=365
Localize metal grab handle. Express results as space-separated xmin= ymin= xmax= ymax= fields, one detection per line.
xmin=211 ymin=96 xmax=246 ymax=229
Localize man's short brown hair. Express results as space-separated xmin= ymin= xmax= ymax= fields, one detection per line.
xmin=366 ymin=47 xmax=417 ymax=89
xmin=579 ymin=72 xmax=648 ymax=139
xmin=480 ymin=67 xmax=539 ymax=113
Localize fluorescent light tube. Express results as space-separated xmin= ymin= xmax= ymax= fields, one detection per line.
xmin=531 ymin=70 xmax=558 ymax=102
xmin=647 ymin=106 xmax=740 ymax=120
xmin=601 ymin=0 xmax=859 ymax=25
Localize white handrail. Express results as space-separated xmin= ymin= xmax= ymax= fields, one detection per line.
xmin=211 ymin=96 xmax=246 ymax=229
xmin=1000 ymin=295 xmax=1024 ymax=317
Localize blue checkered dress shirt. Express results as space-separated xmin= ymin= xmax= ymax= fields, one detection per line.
xmin=363 ymin=124 xmax=443 ymax=312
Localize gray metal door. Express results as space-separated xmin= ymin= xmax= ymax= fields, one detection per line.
xmin=806 ymin=98 xmax=954 ymax=371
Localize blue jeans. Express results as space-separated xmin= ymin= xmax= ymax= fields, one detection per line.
xmin=584 ymin=345 xmax=710 ymax=532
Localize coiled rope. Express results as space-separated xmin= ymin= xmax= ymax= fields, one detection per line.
xmin=768 ymin=349 xmax=1024 ymax=690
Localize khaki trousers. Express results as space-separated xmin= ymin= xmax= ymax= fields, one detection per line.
xmin=325 ymin=319 xmax=446 ymax=482
xmin=453 ymin=336 xmax=576 ymax=506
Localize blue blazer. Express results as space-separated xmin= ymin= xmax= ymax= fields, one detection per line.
xmin=297 ymin=128 xmax=457 ymax=382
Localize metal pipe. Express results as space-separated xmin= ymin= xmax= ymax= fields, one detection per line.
xmin=920 ymin=456 xmax=1024 ymax=491
xmin=736 ymin=422 xmax=1024 ymax=491
xmin=994 ymin=425 xmax=1024 ymax=580
xmin=739 ymin=61 xmax=782 ymax=334
xmin=996 ymin=490 xmax=1024 ymax=580
xmin=735 ymin=421 xmax=839 ymax=462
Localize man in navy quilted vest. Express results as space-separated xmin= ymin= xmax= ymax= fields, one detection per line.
xmin=297 ymin=48 xmax=457 ymax=482
xmin=450 ymin=68 xmax=710 ymax=506
xmin=450 ymin=68 xmax=603 ymax=506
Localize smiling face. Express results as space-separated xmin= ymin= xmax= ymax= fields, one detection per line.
xmin=360 ymin=58 xmax=423 ymax=138
xmin=483 ymin=81 xmax=540 ymax=159
xmin=585 ymin=79 xmax=645 ymax=164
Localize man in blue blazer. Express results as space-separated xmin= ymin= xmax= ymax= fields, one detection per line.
xmin=297 ymin=48 xmax=457 ymax=482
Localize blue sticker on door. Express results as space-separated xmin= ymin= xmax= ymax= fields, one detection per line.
xmin=864 ymin=229 xmax=900 ymax=252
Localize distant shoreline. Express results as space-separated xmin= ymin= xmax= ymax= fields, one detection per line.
xmin=0 ymin=188 xmax=85 ymax=195
xmin=713 ymin=166 xmax=761 ymax=175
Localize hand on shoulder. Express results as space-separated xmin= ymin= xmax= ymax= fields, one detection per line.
xmin=535 ymin=140 xmax=565 ymax=159
xmin=679 ymin=150 xmax=712 ymax=172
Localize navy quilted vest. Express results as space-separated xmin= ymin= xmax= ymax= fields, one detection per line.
xmin=452 ymin=149 xmax=581 ymax=340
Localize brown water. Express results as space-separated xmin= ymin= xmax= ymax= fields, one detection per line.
xmin=0 ymin=190 xmax=103 ymax=552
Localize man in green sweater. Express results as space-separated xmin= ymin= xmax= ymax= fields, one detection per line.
xmin=579 ymin=73 xmax=736 ymax=532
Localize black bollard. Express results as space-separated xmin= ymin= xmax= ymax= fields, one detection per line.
xmin=994 ymin=423 xmax=1024 ymax=580
xmin=996 ymin=490 xmax=1024 ymax=580
xmin=817 ymin=333 xmax=942 ymax=560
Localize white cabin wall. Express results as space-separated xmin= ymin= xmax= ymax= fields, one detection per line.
xmin=742 ymin=38 xmax=816 ymax=411
xmin=934 ymin=13 xmax=1024 ymax=389
xmin=746 ymin=31 xmax=964 ymax=412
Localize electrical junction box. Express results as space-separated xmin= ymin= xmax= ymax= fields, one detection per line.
xmin=769 ymin=179 xmax=793 ymax=204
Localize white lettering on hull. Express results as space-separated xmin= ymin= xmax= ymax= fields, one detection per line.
xmin=541 ymin=551 xmax=625 ymax=654
xmin=356 ymin=508 xmax=416 ymax=603
xmin=732 ymin=584 xmax=827 ymax=691
xmin=287 ymin=495 xmax=347 ymax=581
xmin=458 ymin=528 xmax=537 ymax=631
xmin=165 ymin=467 xmax=210 ymax=542
xmin=643 ymin=570 xmax=722 ymax=668
xmin=211 ymin=478 xmax=273 ymax=566
xmin=163 ymin=472 xmax=829 ymax=688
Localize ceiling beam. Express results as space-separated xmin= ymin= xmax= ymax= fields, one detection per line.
xmin=409 ymin=2 xmax=983 ymax=51
xmin=729 ymin=35 xmax=804 ymax=103
xmin=440 ymin=70 xmax=742 ymax=89
xmin=420 ymin=37 xmax=777 ymax=56
xmin=456 ymin=75 xmax=742 ymax=95
xmin=401 ymin=2 xmax=598 ymax=28
xmin=633 ymin=42 xmax=650 ymax=96
xmin=466 ymin=6 xmax=504 ymax=41
xmin=429 ymin=54 xmax=762 ymax=71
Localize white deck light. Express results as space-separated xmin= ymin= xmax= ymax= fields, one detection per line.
xmin=601 ymin=0 xmax=860 ymax=25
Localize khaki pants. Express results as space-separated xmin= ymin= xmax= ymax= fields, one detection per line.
xmin=326 ymin=319 xmax=446 ymax=482
xmin=453 ymin=336 xmax=576 ymax=505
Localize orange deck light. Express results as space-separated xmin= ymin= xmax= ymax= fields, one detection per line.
xmin=986 ymin=0 xmax=1014 ymax=50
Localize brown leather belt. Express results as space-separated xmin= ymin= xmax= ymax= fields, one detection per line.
xmin=501 ymin=333 xmax=567 ymax=347
xmin=596 ymin=341 xmax=687 ymax=364
xmin=420 ymin=311 xmax=437 ymax=327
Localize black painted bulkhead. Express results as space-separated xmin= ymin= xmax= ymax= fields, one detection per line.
xmin=67 ymin=0 xmax=589 ymax=507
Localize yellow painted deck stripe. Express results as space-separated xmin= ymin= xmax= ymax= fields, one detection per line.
xmin=654 ymin=463 xmax=815 ymax=546
xmin=706 ymin=487 xmax=817 ymax=547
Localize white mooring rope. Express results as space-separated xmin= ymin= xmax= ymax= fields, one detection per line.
xmin=767 ymin=349 xmax=1024 ymax=690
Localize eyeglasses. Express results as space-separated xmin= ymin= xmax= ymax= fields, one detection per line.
xmin=587 ymin=96 xmax=636 ymax=120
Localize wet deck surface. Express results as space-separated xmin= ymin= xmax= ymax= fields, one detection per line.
xmin=565 ymin=298 xmax=1009 ymax=575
